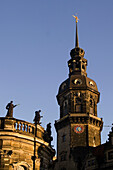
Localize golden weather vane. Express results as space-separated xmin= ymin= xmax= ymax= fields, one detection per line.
xmin=72 ymin=15 xmax=79 ymax=23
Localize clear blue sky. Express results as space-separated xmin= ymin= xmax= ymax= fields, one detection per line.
xmin=0 ymin=0 xmax=113 ymax=149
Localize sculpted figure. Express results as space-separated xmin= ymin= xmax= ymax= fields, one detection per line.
xmin=6 ymin=101 xmax=17 ymax=117
xmin=47 ymin=123 xmax=52 ymax=136
xmin=34 ymin=110 xmax=43 ymax=124
xmin=46 ymin=123 xmax=53 ymax=146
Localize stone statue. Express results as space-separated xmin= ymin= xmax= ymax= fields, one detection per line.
xmin=6 ymin=101 xmax=17 ymax=117
xmin=47 ymin=123 xmax=52 ymax=136
xmin=46 ymin=123 xmax=53 ymax=146
xmin=34 ymin=110 xmax=43 ymax=124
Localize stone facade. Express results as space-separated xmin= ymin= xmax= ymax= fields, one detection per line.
xmin=0 ymin=117 xmax=55 ymax=170
xmin=84 ymin=126 xmax=113 ymax=169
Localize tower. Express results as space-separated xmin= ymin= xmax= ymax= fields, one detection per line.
xmin=54 ymin=16 xmax=103 ymax=169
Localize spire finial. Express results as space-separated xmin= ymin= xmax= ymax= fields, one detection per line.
xmin=72 ymin=15 xmax=79 ymax=23
xmin=72 ymin=15 xmax=79 ymax=47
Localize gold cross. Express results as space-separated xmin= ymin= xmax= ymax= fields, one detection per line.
xmin=72 ymin=15 xmax=79 ymax=23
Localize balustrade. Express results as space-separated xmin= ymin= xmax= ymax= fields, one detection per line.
xmin=14 ymin=120 xmax=35 ymax=135
xmin=0 ymin=117 xmax=44 ymax=140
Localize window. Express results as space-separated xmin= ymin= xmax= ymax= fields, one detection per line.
xmin=88 ymin=159 xmax=95 ymax=167
xmin=76 ymin=105 xmax=81 ymax=112
xmin=89 ymin=81 xmax=94 ymax=87
xmin=82 ymin=64 xmax=85 ymax=70
xmin=75 ymin=92 xmax=81 ymax=97
xmin=90 ymin=99 xmax=94 ymax=114
xmin=90 ymin=107 xmax=93 ymax=114
xmin=62 ymin=134 xmax=66 ymax=142
xmin=40 ymin=158 xmax=43 ymax=167
xmin=61 ymin=168 xmax=66 ymax=170
xmin=92 ymin=159 xmax=95 ymax=165
xmin=108 ymin=151 xmax=113 ymax=160
xmin=88 ymin=161 xmax=90 ymax=166
xmin=63 ymin=100 xmax=68 ymax=115
xmin=76 ymin=98 xmax=81 ymax=104
xmin=61 ymin=154 xmax=66 ymax=161
xmin=75 ymin=61 xmax=80 ymax=70
xmin=74 ymin=79 xmax=82 ymax=85
xmin=90 ymin=100 xmax=93 ymax=106
xmin=0 ymin=140 xmax=2 ymax=149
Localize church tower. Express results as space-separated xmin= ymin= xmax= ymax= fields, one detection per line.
xmin=54 ymin=16 xmax=103 ymax=169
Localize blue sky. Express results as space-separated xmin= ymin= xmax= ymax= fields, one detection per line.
xmin=0 ymin=0 xmax=113 ymax=149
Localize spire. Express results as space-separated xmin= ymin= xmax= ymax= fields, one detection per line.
xmin=76 ymin=22 xmax=79 ymax=47
xmin=72 ymin=15 xmax=79 ymax=47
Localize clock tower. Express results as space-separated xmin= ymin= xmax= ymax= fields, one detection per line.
xmin=54 ymin=17 xmax=103 ymax=170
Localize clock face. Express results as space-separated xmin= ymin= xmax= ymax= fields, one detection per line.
xmin=74 ymin=79 xmax=82 ymax=85
xmin=74 ymin=125 xmax=84 ymax=134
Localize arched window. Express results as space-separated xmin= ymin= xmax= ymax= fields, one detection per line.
xmin=90 ymin=99 xmax=94 ymax=115
xmin=63 ymin=100 xmax=68 ymax=115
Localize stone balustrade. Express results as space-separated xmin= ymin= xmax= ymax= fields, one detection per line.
xmin=14 ymin=119 xmax=35 ymax=134
xmin=0 ymin=117 xmax=44 ymax=139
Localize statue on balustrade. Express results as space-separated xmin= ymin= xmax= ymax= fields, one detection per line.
xmin=34 ymin=110 xmax=43 ymax=125
xmin=6 ymin=101 xmax=17 ymax=117
xmin=45 ymin=123 xmax=53 ymax=146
